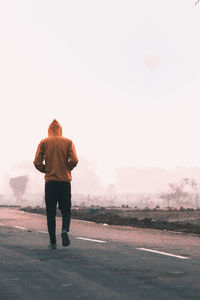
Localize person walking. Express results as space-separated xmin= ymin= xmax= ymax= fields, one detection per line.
xmin=33 ymin=119 xmax=78 ymax=250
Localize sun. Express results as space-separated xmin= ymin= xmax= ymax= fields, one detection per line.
xmin=144 ymin=54 xmax=160 ymax=71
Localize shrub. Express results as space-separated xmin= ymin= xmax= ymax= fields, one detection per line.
xmin=179 ymin=206 xmax=185 ymax=211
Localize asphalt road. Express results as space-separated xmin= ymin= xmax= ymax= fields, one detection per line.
xmin=1 ymin=207 xmax=200 ymax=300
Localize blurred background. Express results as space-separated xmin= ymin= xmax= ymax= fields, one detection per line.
xmin=0 ymin=0 xmax=200 ymax=208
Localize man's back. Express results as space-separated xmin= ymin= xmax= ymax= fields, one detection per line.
xmin=33 ymin=119 xmax=77 ymax=248
xmin=33 ymin=119 xmax=78 ymax=182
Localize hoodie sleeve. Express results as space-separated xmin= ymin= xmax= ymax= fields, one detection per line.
xmin=33 ymin=140 xmax=45 ymax=173
xmin=68 ymin=140 xmax=78 ymax=171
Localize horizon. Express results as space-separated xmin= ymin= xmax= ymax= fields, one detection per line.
xmin=2 ymin=161 xmax=200 ymax=196
xmin=0 ymin=1 xmax=200 ymax=191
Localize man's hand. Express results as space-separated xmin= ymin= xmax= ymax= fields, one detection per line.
xmin=33 ymin=141 xmax=46 ymax=173
xmin=67 ymin=141 xmax=78 ymax=171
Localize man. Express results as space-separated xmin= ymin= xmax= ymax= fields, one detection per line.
xmin=33 ymin=119 xmax=78 ymax=250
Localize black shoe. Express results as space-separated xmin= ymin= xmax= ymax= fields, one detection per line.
xmin=61 ymin=230 xmax=70 ymax=247
xmin=48 ymin=243 xmax=57 ymax=250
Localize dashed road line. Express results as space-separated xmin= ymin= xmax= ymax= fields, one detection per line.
xmin=13 ymin=226 xmax=27 ymax=230
xmin=136 ymin=248 xmax=189 ymax=259
xmin=0 ymin=225 xmax=192 ymax=259
xmin=76 ymin=237 xmax=107 ymax=243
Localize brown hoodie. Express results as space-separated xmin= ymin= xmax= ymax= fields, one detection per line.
xmin=33 ymin=119 xmax=78 ymax=182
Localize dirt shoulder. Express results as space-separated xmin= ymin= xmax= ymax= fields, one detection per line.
xmin=19 ymin=206 xmax=200 ymax=235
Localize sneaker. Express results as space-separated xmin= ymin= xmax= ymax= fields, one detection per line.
xmin=61 ymin=230 xmax=70 ymax=247
xmin=48 ymin=243 xmax=57 ymax=250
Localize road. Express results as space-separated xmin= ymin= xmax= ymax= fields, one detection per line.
xmin=0 ymin=207 xmax=200 ymax=300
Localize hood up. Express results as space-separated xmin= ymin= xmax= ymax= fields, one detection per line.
xmin=48 ymin=119 xmax=62 ymax=137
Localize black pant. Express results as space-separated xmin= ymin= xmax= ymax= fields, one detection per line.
xmin=45 ymin=181 xmax=71 ymax=244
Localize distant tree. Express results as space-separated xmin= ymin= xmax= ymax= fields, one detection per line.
xmin=160 ymin=178 xmax=200 ymax=208
xmin=106 ymin=184 xmax=116 ymax=195
xmin=72 ymin=157 xmax=104 ymax=195
xmin=190 ymin=179 xmax=200 ymax=207
xmin=9 ymin=175 xmax=29 ymax=204
xmin=140 ymin=196 xmax=153 ymax=209
xmin=179 ymin=206 xmax=185 ymax=211
xmin=80 ymin=201 xmax=86 ymax=207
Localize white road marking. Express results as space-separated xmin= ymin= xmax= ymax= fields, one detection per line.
xmin=136 ymin=248 xmax=189 ymax=260
xmin=165 ymin=230 xmax=199 ymax=237
xmin=13 ymin=226 xmax=27 ymax=230
xmin=76 ymin=237 xmax=107 ymax=243
xmin=61 ymin=283 xmax=71 ymax=287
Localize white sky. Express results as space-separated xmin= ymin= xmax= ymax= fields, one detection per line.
xmin=0 ymin=0 xmax=200 ymax=186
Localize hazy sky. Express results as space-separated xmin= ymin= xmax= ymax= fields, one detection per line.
xmin=0 ymin=0 xmax=200 ymax=186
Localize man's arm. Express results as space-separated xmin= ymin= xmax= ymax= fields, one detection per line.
xmin=33 ymin=140 xmax=45 ymax=173
xmin=68 ymin=140 xmax=78 ymax=171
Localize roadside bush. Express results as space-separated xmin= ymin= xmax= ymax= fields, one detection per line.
xmin=143 ymin=207 xmax=150 ymax=211
xmin=89 ymin=208 xmax=99 ymax=215
xmin=179 ymin=206 xmax=185 ymax=211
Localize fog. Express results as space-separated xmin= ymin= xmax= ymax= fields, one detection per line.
xmin=1 ymin=159 xmax=200 ymax=209
xmin=0 ymin=1 xmax=200 ymax=210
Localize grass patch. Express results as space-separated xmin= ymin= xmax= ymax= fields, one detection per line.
xmin=19 ymin=206 xmax=200 ymax=234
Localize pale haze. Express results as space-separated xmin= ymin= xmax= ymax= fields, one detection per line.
xmin=0 ymin=0 xmax=200 ymax=192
